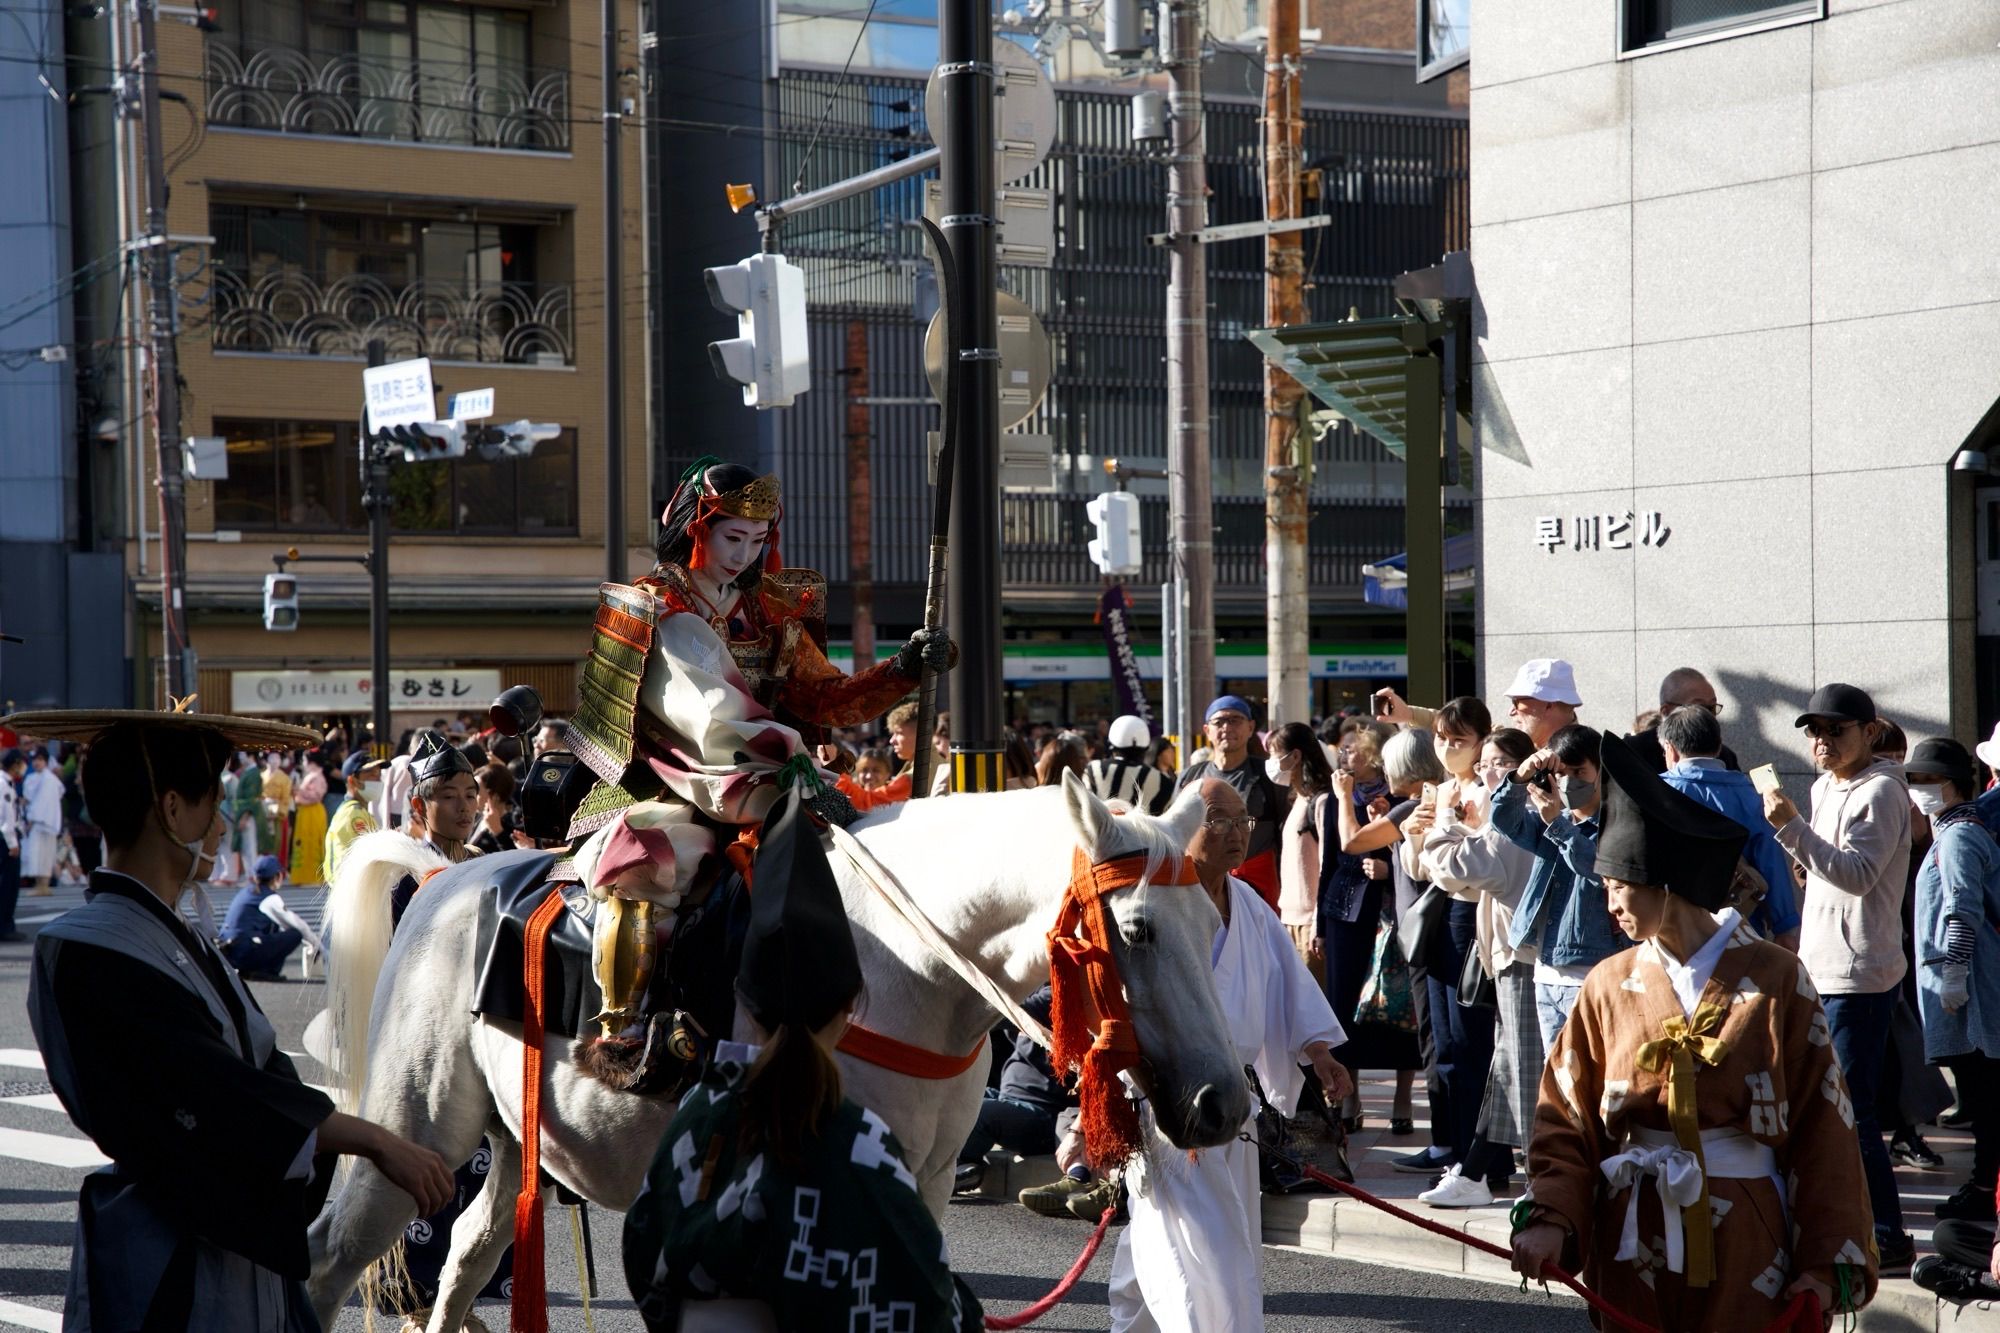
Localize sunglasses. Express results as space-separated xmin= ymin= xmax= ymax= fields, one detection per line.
xmin=1802 ymin=721 xmax=1855 ymax=741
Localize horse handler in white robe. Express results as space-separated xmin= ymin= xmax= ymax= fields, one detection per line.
xmin=1109 ymin=778 xmax=1353 ymax=1332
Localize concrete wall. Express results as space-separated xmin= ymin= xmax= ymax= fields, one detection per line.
xmin=1469 ymin=0 xmax=1999 ymax=776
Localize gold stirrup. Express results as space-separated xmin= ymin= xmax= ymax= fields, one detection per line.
xmin=589 ymin=897 xmax=656 ymax=1039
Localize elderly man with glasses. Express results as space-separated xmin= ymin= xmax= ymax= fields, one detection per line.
xmin=1625 ymin=666 xmax=1742 ymax=774
xmin=1763 ymin=682 xmax=1917 ymax=1271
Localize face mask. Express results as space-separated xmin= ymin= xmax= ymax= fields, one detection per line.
xmin=1559 ymin=776 xmax=1598 ymax=811
xmin=1264 ymin=756 xmax=1289 ymax=783
xmin=1909 ymin=783 xmax=1948 ymax=817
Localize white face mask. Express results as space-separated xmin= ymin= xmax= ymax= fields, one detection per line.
xmin=1264 ymin=755 xmax=1289 ymax=784
xmin=1909 ymin=783 xmax=1949 ymax=817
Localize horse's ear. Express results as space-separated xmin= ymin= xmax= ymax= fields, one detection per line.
xmin=1061 ymin=768 xmax=1112 ymax=859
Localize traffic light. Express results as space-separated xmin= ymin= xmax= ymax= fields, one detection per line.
xmin=389 ymin=420 xmax=465 ymax=463
xmin=704 ymin=253 xmax=809 ymax=408
xmin=263 ymin=572 xmax=299 ymax=632
xmin=470 ymin=420 xmax=562 ymax=460
xmin=1086 ymin=491 xmax=1142 ymax=575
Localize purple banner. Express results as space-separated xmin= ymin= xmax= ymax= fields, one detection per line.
xmin=1098 ymin=584 xmax=1152 ymax=723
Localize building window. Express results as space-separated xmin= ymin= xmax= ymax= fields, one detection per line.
xmin=208 ymin=203 xmax=573 ymax=366
xmin=1417 ymin=0 xmax=1469 ymax=82
xmin=213 ymin=418 xmax=578 ymax=536
xmin=1621 ymin=0 xmax=1822 ymax=55
xmin=206 ymin=0 xmax=567 ymax=151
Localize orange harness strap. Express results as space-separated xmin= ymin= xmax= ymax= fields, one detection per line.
xmin=1048 ymin=849 xmax=1199 ymax=1171
xmin=510 ymin=889 xmax=566 ymax=1333
xmin=837 ymin=1022 xmax=987 ymax=1080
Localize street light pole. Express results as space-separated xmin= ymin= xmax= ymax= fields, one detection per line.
xmin=938 ymin=0 xmax=1003 ymax=792
xmin=601 ymin=0 xmax=627 ymax=584
xmin=362 ymin=340 xmax=393 ymax=758
xmin=1164 ymin=0 xmax=1214 ymax=736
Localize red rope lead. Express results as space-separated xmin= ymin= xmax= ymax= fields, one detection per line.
xmin=1260 ymin=1138 xmax=1824 ymax=1333
xmin=510 ymin=890 xmax=566 ymax=1333
xmin=982 ymin=1205 xmax=1118 ymax=1331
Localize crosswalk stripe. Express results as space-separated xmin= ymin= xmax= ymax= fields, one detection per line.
xmin=0 ymin=1049 xmax=46 ymax=1071
xmin=0 ymin=1297 xmax=62 ymax=1332
xmin=0 ymin=1126 xmax=107 ymax=1169
xmin=1 ymin=1094 xmax=65 ymax=1114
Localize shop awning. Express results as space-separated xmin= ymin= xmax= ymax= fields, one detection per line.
xmin=1361 ymin=533 xmax=1478 ymax=610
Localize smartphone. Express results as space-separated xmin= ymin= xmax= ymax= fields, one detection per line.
xmin=1420 ymin=781 xmax=1439 ymax=805
xmin=1749 ymin=764 xmax=1781 ymax=796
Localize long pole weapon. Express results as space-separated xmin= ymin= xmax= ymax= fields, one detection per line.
xmin=911 ymin=216 xmax=959 ymax=800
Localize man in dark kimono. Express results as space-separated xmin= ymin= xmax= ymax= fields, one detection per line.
xmin=623 ymin=785 xmax=983 ymax=1332
xmin=9 ymin=707 xmax=453 ymax=1332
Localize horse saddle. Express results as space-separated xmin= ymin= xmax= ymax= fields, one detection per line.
xmin=469 ymin=848 xmax=753 ymax=1087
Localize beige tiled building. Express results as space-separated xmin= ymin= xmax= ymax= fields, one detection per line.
xmin=129 ymin=0 xmax=647 ymax=724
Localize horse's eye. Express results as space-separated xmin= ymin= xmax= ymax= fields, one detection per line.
xmin=1121 ymin=918 xmax=1154 ymax=947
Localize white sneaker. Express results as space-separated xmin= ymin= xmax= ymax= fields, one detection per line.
xmin=1418 ymin=1165 xmax=1494 ymax=1209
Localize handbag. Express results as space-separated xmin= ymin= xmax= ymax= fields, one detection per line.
xmin=1396 ymin=883 xmax=1452 ymax=973
xmin=1456 ymin=932 xmax=1496 ymax=1010
xmin=1353 ymin=918 xmax=1417 ymax=1034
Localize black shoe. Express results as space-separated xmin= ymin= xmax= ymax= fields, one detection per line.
xmin=1342 ymin=1113 xmax=1365 ymax=1134
xmin=1912 ymin=1255 xmax=2000 ymax=1303
xmin=1391 ymin=1147 xmax=1456 ymax=1174
xmin=953 ymin=1162 xmax=986 ymax=1195
xmin=1939 ymin=1104 xmax=1975 ymax=1129
xmin=1390 ymin=1117 xmax=1415 ymax=1136
xmin=1875 ymin=1229 xmax=1916 ymax=1271
xmin=1934 ymin=1180 xmax=2000 ymax=1223
xmin=1891 ymin=1131 xmax=1946 ymax=1170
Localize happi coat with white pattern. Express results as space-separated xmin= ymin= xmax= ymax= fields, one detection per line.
xmin=621 ymin=1045 xmax=983 ymax=1333
xmin=1108 ymin=875 xmax=1344 ymax=1333
xmin=1524 ymin=917 xmax=1880 ymax=1331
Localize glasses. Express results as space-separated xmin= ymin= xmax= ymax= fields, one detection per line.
xmin=1203 ymin=816 xmax=1256 ymax=833
xmin=1802 ymin=721 xmax=1853 ymax=741
xmin=1208 ymin=714 xmax=1250 ymax=728
xmin=1669 ymin=700 xmax=1725 ymax=716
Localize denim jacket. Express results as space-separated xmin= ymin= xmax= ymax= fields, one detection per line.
xmin=1914 ymin=806 xmax=2000 ymax=1061
xmin=1489 ymin=775 xmax=1629 ymax=968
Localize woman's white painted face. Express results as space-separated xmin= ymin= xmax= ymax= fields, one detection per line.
xmin=703 ymin=518 xmax=770 ymax=581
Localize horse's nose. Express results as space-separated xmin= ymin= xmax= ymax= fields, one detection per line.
xmin=1185 ymin=1081 xmax=1242 ymax=1145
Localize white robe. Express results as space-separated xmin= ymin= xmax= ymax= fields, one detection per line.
xmin=20 ymin=769 xmax=64 ymax=878
xmin=1108 ymin=876 xmax=1345 ymax=1333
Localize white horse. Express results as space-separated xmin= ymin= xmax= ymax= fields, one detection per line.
xmin=307 ymin=771 xmax=1249 ymax=1332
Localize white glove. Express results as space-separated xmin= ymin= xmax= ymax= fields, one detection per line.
xmin=1940 ymin=962 xmax=1971 ymax=1014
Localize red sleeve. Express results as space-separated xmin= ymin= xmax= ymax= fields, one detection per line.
xmin=780 ymin=634 xmax=920 ymax=730
xmin=837 ymin=771 xmax=912 ymax=812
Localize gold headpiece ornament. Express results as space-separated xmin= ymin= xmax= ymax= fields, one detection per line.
xmin=709 ymin=472 xmax=781 ymax=521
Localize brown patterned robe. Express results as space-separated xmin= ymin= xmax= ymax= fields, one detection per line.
xmin=1525 ymin=918 xmax=1880 ymax=1331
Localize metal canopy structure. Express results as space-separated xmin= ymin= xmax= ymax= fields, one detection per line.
xmin=1243 ymin=313 xmax=1438 ymax=456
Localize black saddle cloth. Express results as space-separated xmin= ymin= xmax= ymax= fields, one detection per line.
xmin=469 ymin=849 xmax=752 ymax=1045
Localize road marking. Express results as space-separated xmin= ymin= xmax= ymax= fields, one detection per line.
xmin=0 ymin=1094 xmax=64 ymax=1113
xmin=0 ymin=1126 xmax=107 ymax=1169
xmin=0 ymin=1297 xmax=62 ymax=1331
xmin=0 ymin=1049 xmax=45 ymax=1070
xmin=13 ymin=913 xmax=61 ymax=925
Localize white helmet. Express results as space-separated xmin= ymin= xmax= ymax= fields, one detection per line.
xmin=1108 ymin=715 xmax=1151 ymax=750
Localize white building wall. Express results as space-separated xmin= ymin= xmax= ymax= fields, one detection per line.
xmin=1469 ymin=0 xmax=1998 ymax=776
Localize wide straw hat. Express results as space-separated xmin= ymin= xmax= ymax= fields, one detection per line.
xmin=0 ymin=697 xmax=319 ymax=752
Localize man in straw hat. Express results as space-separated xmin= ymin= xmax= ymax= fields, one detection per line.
xmin=6 ymin=702 xmax=454 ymax=1331
xmin=1512 ymin=733 xmax=1878 ymax=1330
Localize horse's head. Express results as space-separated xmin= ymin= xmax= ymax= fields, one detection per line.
xmin=1061 ymin=771 xmax=1253 ymax=1149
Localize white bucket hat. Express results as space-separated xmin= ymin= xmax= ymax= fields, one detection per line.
xmin=1502 ymin=658 xmax=1583 ymax=707
xmin=1976 ymin=721 xmax=2000 ymax=774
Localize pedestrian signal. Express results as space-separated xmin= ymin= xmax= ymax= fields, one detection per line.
xmin=704 ymin=253 xmax=809 ymax=409
xmin=263 ymin=573 xmax=299 ymax=632
xmin=1086 ymin=491 xmax=1142 ymax=576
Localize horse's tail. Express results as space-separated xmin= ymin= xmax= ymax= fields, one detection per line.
xmin=322 ymin=830 xmax=447 ymax=1114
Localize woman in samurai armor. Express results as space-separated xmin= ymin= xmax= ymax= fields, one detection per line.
xmin=563 ymin=458 xmax=951 ymax=1041
xmin=1511 ymin=732 xmax=1879 ymax=1331
xmin=622 ymin=785 xmax=983 ymax=1332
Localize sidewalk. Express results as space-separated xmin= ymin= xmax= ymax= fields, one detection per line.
xmin=974 ymin=1073 xmax=1993 ymax=1330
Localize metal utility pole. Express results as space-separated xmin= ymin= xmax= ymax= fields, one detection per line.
xmin=1262 ymin=0 xmax=1309 ymax=729
xmin=843 ymin=321 xmax=877 ymax=671
xmin=1165 ymin=0 xmax=1214 ymax=734
xmin=135 ymin=0 xmax=189 ymax=700
xmin=362 ymin=340 xmax=393 ymax=758
xmin=601 ymin=0 xmax=627 ymax=583
xmin=938 ymin=0 xmax=1004 ymax=792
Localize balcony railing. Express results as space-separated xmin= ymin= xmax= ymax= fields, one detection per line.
xmin=209 ymin=268 xmax=574 ymax=366
xmin=205 ymin=43 xmax=570 ymax=151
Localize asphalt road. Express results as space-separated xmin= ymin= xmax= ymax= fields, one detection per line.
xmin=0 ymin=884 xmax=1588 ymax=1331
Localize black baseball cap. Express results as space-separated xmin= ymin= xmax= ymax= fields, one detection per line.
xmin=1904 ymin=737 xmax=1975 ymax=793
xmin=1794 ymin=683 xmax=1876 ymax=729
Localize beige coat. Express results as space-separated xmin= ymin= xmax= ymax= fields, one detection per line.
xmin=1773 ymin=758 xmax=1910 ymax=996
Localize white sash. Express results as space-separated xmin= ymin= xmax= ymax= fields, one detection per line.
xmin=1601 ymin=1126 xmax=1778 ymax=1276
